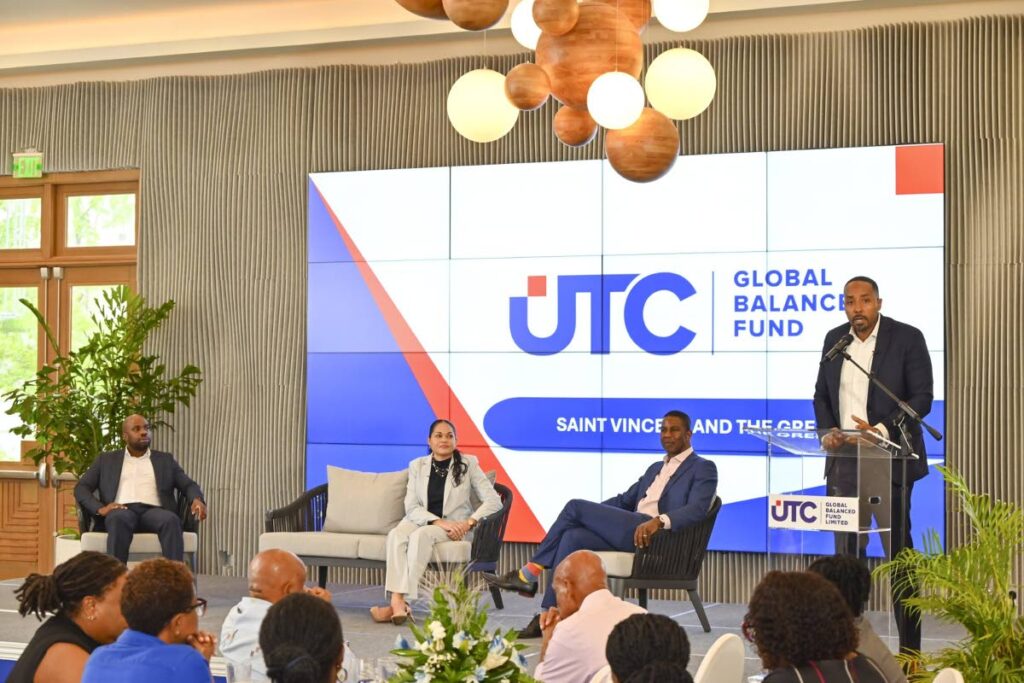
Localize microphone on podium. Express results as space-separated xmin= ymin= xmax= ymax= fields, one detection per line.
xmin=820 ymin=333 xmax=854 ymax=364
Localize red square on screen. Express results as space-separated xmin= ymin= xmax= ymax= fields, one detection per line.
xmin=527 ymin=276 xmax=546 ymax=297
xmin=895 ymin=144 xmax=944 ymax=195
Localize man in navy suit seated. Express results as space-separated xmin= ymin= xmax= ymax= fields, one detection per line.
xmin=485 ymin=410 xmax=718 ymax=637
xmin=74 ymin=414 xmax=207 ymax=563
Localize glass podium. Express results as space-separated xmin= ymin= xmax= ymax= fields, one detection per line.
xmin=745 ymin=427 xmax=919 ymax=642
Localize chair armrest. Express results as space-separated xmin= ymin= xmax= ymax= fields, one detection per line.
xmin=471 ymin=483 xmax=513 ymax=565
xmin=264 ymin=484 xmax=329 ymax=533
xmin=630 ymin=497 xmax=721 ymax=581
xmin=175 ymin=490 xmax=199 ymax=533
xmin=77 ymin=500 xmax=98 ymax=535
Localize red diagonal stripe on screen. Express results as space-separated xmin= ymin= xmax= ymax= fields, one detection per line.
xmin=895 ymin=144 xmax=944 ymax=195
xmin=313 ymin=183 xmax=544 ymax=542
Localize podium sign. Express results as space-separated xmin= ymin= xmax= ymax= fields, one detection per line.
xmin=768 ymin=494 xmax=859 ymax=532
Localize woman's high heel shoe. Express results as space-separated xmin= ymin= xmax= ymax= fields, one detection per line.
xmin=390 ymin=603 xmax=414 ymax=626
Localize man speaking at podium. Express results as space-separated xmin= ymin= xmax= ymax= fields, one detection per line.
xmin=813 ymin=275 xmax=933 ymax=655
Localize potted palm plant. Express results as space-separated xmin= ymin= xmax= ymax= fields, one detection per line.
xmin=2 ymin=286 xmax=202 ymax=549
xmin=876 ymin=466 xmax=1024 ymax=682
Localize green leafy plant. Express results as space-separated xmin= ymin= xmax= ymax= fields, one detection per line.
xmin=876 ymin=466 xmax=1024 ymax=682
xmin=390 ymin=571 xmax=536 ymax=683
xmin=2 ymin=286 xmax=202 ymax=478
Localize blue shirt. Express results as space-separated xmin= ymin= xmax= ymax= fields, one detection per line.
xmin=82 ymin=629 xmax=210 ymax=683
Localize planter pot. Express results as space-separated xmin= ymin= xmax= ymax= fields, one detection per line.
xmin=54 ymin=535 xmax=82 ymax=566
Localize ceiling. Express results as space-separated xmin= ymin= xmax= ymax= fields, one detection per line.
xmin=0 ymin=0 xmax=1004 ymax=75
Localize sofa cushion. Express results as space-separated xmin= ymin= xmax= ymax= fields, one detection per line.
xmin=593 ymin=551 xmax=635 ymax=578
xmin=323 ymin=466 xmax=408 ymax=534
xmin=81 ymin=532 xmax=198 ymax=554
xmin=357 ymin=535 xmax=388 ymax=561
xmin=260 ymin=531 xmax=362 ymax=558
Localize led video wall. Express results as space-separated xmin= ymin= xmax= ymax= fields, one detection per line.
xmin=307 ymin=144 xmax=945 ymax=551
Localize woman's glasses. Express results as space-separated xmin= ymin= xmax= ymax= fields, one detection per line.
xmin=184 ymin=597 xmax=208 ymax=617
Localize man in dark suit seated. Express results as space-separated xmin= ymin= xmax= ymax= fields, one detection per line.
xmin=485 ymin=410 xmax=718 ymax=637
xmin=74 ymin=414 xmax=207 ymax=563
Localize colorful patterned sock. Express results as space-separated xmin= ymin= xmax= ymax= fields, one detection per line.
xmin=519 ymin=562 xmax=543 ymax=583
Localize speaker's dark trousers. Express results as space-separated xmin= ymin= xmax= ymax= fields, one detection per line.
xmin=104 ymin=502 xmax=184 ymax=563
xmin=531 ymin=499 xmax=649 ymax=608
xmin=830 ymin=464 xmax=920 ymax=654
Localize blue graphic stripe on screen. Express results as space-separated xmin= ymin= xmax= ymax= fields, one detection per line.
xmin=308 ymin=178 xmax=354 ymax=263
xmin=307 ymin=353 xmax=446 ymax=446
xmin=308 ymin=263 xmax=399 ymax=353
xmin=483 ymin=397 xmax=945 ymax=456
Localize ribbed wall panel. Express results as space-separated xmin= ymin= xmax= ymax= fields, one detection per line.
xmin=1 ymin=16 xmax=1020 ymax=607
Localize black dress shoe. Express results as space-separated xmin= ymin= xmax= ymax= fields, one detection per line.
xmin=517 ymin=613 xmax=542 ymax=639
xmin=483 ymin=570 xmax=538 ymax=598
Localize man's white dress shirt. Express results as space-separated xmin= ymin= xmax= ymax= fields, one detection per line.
xmin=838 ymin=316 xmax=889 ymax=438
xmin=532 ymin=588 xmax=646 ymax=683
xmin=114 ymin=449 xmax=161 ymax=506
xmin=636 ymin=447 xmax=693 ymax=528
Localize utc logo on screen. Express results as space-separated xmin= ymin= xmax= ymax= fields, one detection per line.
xmin=509 ymin=273 xmax=696 ymax=356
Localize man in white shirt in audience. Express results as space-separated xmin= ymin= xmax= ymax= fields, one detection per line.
xmin=533 ymin=550 xmax=646 ymax=683
xmin=221 ymin=549 xmax=356 ymax=681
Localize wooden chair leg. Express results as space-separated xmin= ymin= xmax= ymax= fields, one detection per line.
xmin=490 ymin=586 xmax=505 ymax=610
xmin=318 ymin=566 xmax=328 ymax=588
xmin=689 ymin=588 xmax=711 ymax=632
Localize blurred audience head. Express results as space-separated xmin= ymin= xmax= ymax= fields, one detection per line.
xmin=744 ymin=570 xmax=857 ymax=670
xmin=14 ymin=551 xmax=128 ymax=643
xmin=260 ymin=592 xmax=344 ymax=683
xmin=121 ymin=558 xmax=201 ymax=644
xmin=606 ymin=613 xmax=693 ymax=683
xmin=552 ymin=550 xmax=608 ymax=619
xmin=807 ymin=554 xmax=871 ymax=618
xmin=248 ymin=549 xmax=308 ymax=604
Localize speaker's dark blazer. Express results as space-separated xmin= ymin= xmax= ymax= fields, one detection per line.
xmin=602 ymin=452 xmax=718 ymax=529
xmin=813 ymin=315 xmax=933 ymax=484
xmin=74 ymin=450 xmax=205 ymax=517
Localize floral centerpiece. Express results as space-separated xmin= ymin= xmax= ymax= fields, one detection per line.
xmin=390 ymin=572 xmax=536 ymax=683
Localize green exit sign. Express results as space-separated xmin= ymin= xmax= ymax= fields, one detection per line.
xmin=12 ymin=151 xmax=43 ymax=178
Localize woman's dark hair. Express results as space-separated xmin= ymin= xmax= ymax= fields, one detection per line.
xmin=807 ymin=555 xmax=871 ymax=618
xmin=15 ymin=551 xmax=126 ymax=620
xmin=427 ymin=418 xmax=468 ymax=486
xmin=607 ymin=614 xmax=693 ymax=683
xmin=744 ymin=571 xmax=857 ymax=670
xmin=120 ymin=558 xmax=195 ymax=636
xmin=260 ymin=592 xmax=343 ymax=683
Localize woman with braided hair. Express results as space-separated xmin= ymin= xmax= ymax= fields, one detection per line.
xmin=260 ymin=592 xmax=344 ymax=683
xmin=605 ymin=613 xmax=694 ymax=683
xmin=8 ymin=551 xmax=128 ymax=683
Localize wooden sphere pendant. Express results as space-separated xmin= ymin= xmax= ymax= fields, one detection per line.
xmin=553 ymin=105 xmax=598 ymax=147
xmin=532 ymin=0 xmax=580 ymax=36
xmin=606 ymin=107 xmax=679 ymax=182
xmin=394 ymin=0 xmax=449 ymax=19
xmin=442 ymin=0 xmax=509 ymax=30
xmin=505 ymin=63 xmax=552 ymax=111
xmin=593 ymin=0 xmax=651 ymax=31
xmin=536 ymin=1 xmax=643 ymax=108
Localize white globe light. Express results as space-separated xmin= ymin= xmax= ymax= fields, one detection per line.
xmin=645 ymin=48 xmax=716 ymax=120
xmin=587 ymin=72 xmax=645 ymax=130
xmin=447 ymin=69 xmax=520 ymax=143
xmin=511 ymin=0 xmax=542 ymax=50
xmin=653 ymin=0 xmax=710 ymax=33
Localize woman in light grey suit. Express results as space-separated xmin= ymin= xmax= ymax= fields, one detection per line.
xmin=370 ymin=419 xmax=502 ymax=625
